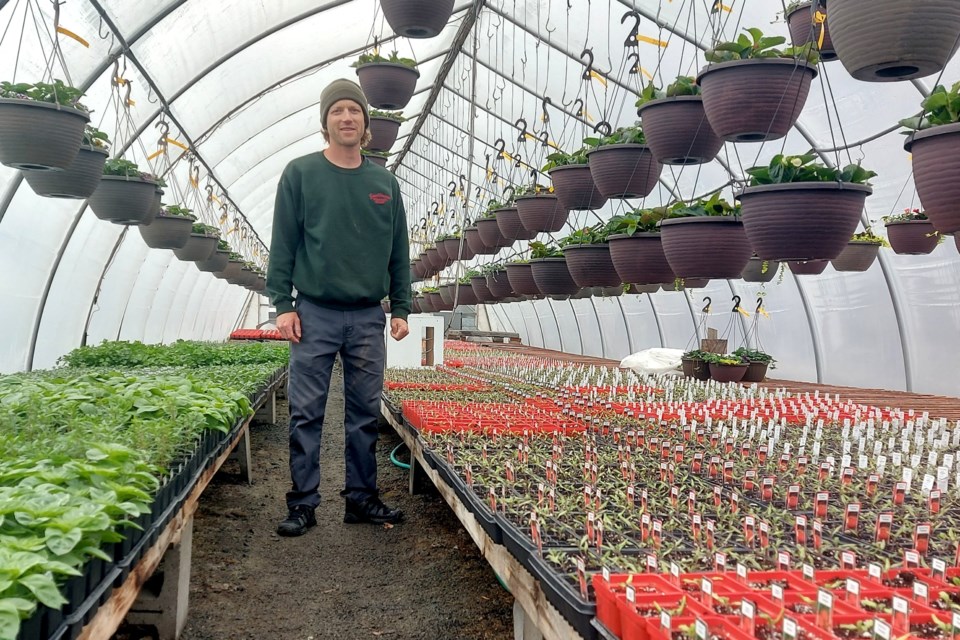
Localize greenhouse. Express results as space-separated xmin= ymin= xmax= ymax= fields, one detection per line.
xmin=2 ymin=0 xmax=960 ymax=639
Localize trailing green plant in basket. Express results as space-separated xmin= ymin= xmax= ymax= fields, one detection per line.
xmin=559 ymin=224 xmax=608 ymax=247
xmin=514 ymin=183 xmax=554 ymax=197
xmin=583 ymin=122 xmax=647 ymax=146
xmin=529 ymin=241 xmax=564 ymax=259
xmin=192 ymin=223 xmax=220 ymax=237
xmin=882 ymin=207 xmax=927 ymax=223
xmin=482 ymin=198 xmax=510 ymax=218
xmin=704 ymin=27 xmax=820 ymax=64
xmin=667 ymin=192 xmax=741 ymax=218
xmin=635 ymin=76 xmax=700 ymax=108
xmin=900 ymin=81 xmax=960 ymax=131
xmin=541 ymin=146 xmax=590 ymax=171
xmin=369 ymin=109 xmax=407 ymax=122
xmin=605 ymin=206 xmax=670 ymax=235
xmin=351 ymin=51 xmax=418 ymax=69
xmin=83 ymin=125 xmax=111 ymax=149
xmin=850 ymin=228 xmax=890 ymax=247
xmin=217 ymin=239 xmax=232 ymax=252
xmin=733 ymin=347 xmax=776 ymax=366
xmin=162 ymin=205 xmax=194 ymax=218
xmin=0 ymin=79 xmax=88 ymax=110
xmin=745 ymin=154 xmax=876 ymax=185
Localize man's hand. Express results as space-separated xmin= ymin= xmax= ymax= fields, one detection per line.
xmin=390 ymin=317 xmax=409 ymax=341
xmin=277 ymin=311 xmax=302 ymax=344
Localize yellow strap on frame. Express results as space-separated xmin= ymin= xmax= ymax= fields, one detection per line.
xmin=56 ymin=26 xmax=89 ymax=48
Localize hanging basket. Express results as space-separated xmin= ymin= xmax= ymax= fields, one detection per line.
xmin=740 ymin=257 xmax=780 ymax=283
xmin=515 ymin=194 xmax=569 ymax=232
xmin=434 ymin=240 xmax=451 ymax=262
xmin=486 ymin=270 xmax=515 ymax=298
xmin=529 ymin=258 xmax=581 ymax=296
xmin=682 ymin=357 xmax=711 ymax=380
xmin=495 ymin=207 xmax=538 ymax=241
xmin=367 ymin=116 xmax=401 ymax=152
xmin=418 ymin=295 xmax=435 ymax=313
xmin=678 ymin=278 xmax=710 ymax=289
xmin=173 ymin=233 xmax=218 ymax=262
xmin=476 ymin=217 xmax=511 ymax=249
xmin=454 ymin=284 xmax=479 ymax=306
xmin=830 ymin=241 xmax=881 ymax=272
xmin=464 ymin=226 xmax=495 ymax=255
xmin=737 ymin=182 xmax=872 ymax=260
xmin=380 ymin=0 xmax=454 ymax=38
xmin=562 ymin=243 xmax=622 ymax=287
xmin=586 ymin=144 xmax=662 ymax=199
xmin=424 ymin=247 xmax=445 ymax=271
xmin=787 ymin=2 xmax=838 ymax=61
xmin=884 ymin=220 xmax=939 ymax=255
xmin=905 ymin=123 xmax=960 ymax=234
xmin=355 ymin=62 xmax=420 ymax=110
xmin=627 ymin=284 xmax=661 ymax=294
xmin=0 ymin=98 xmax=89 ymax=170
xmin=215 ymin=259 xmax=245 ymax=281
xmin=138 ymin=213 xmax=195 ymax=250
xmin=411 ymin=297 xmax=422 ymax=314
xmin=548 ymin=165 xmax=608 ymax=211
xmin=442 ymin=237 xmax=475 ymax=261
xmin=697 ymin=59 xmax=817 ymax=142
xmin=470 ymin=276 xmax=496 ymax=303
xmin=709 ymin=362 xmax=749 ymax=383
xmin=636 ymin=96 xmax=724 ymax=165
xmin=505 ymin=262 xmax=542 ymax=296
xmin=827 ymin=0 xmax=960 ymax=81
xmin=21 ymin=145 xmax=108 ymax=198
xmin=429 ymin=292 xmax=452 ymax=311
xmin=364 ymin=154 xmax=388 ymax=168
xmin=607 ymin=232 xmax=675 ymax=285
xmin=788 ymin=259 xmax=829 ymax=275
xmin=741 ymin=361 xmax=770 ymax=383
xmin=88 ymin=175 xmax=158 ymax=225
xmin=196 ymin=249 xmax=231 ymax=273
xmin=438 ymin=284 xmax=455 ymax=306
xmin=659 ymin=217 xmax=752 ymax=279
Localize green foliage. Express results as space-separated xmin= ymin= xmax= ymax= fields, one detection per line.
xmin=733 ymin=347 xmax=776 ymax=365
xmin=361 ymin=150 xmax=390 ymax=158
xmin=369 ymin=109 xmax=406 ymax=122
xmin=682 ymin=349 xmax=711 ymax=360
xmin=529 ymin=241 xmax=564 ymax=259
xmin=478 ymin=262 xmax=504 ymax=275
xmin=352 ymin=50 xmax=417 ymax=69
xmin=190 ymin=223 xmax=220 ymax=236
xmin=704 ymin=27 xmax=820 ymax=64
xmin=161 ymin=205 xmax=193 ymax=218
xmin=635 ymin=76 xmax=700 ymax=108
xmin=882 ymin=207 xmax=927 ymax=224
xmin=102 ymin=158 xmax=142 ymax=178
xmin=605 ymin=206 xmax=670 ymax=236
xmin=700 ymin=352 xmax=746 ymax=365
xmin=514 ymin=183 xmax=553 ymax=197
xmin=900 ymin=81 xmax=960 ymax=130
xmin=542 ymin=147 xmax=590 ymax=171
xmin=82 ymin=125 xmax=110 ymax=150
xmin=668 ymin=192 xmax=740 ymax=218
xmin=584 ymin=122 xmax=647 ymax=147
xmin=745 ymin=154 xmax=876 ymax=185
xmin=216 ymin=239 xmax=231 ymax=252
xmin=59 ymin=340 xmax=289 ymax=369
xmin=0 ymin=79 xmax=87 ymax=110
xmin=482 ymin=199 xmax=509 ymax=218
xmin=851 ymin=228 xmax=891 ymax=247
xmin=559 ymin=225 xmax=607 ymax=247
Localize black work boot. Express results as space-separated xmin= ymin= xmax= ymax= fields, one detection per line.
xmin=344 ymin=496 xmax=404 ymax=524
xmin=277 ymin=505 xmax=317 ymax=536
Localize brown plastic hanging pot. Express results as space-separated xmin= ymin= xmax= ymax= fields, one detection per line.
xmin=659 ymin=217 xmax=752 ymax=279
xmin=830 ymin=241 xmax=881 ymax=272
xmin=476 ymin=217 xmax=511 ymax=249
xmin=586 ymin=144 xmax=662 ymax=199
xmin=196 ymin=249 xmax=231 ymax=273
xmin=355 ymin=62 xmax=420 ymax=110
xmin=367 ymin=116 xmax=401 ymax=152
xmin=138 ymin=213 xmax=195 ymax=250
xmin=709 ymin=362 xmax=749 ymax=383
xmin=529 ymin=258 xmax=581 ymax=296
xmin=418 ymin=295 xmax=435 ymax=313
xmin=21 ymin=145 xmax=108 ymax=198
xmin=464 ymin=226 xmax=494 ymax=255
xmin=637 ymin=96 xmax=724 ymax=165
xmin=548 ymin=165 xmax=608 ymax=210
xmin=562 ymin=243 xmax=623 ymax=287
xmin=454 ymin=284 xmax=479 ymax=305
xmin=787 ymin=1 xmax=837 ymax=61
xmin=215 ymin=259 xmax=245 ymax=281
xmin=0 ymin=98 xmax=89 ymax=170
xmin=505 ymin=262 xmax=542 ymax=295
xmin=905 ymin=123 xmax=960 ymax=234
xmin=515 ymin=194 xmax=569 ymax=232
xmin=884 ymin=220 xmax=939 ymax=255
xmin=173 ymin=233 xmax=218 ymax=262
xmin=486 ymin=270 xmax=514 ymax=298
xmin=495 ymin=207 xmax=538 ymax=240
xmin=380 ymin=0 xmax=454 ymax=38
xmin=788 ymin=259 xmax=829 ymax=275
xmin=607 ymin=232 xmax=675 ymax=285
xmin=470 ymin=276 xmax=496 ymax=303
xmin=740 ymin=257 xmax=780 ymax=283
xmin=88 ymin=175 xmax=159 ymax=225
xmin=442 ymin=237 xmax=475 ymax=261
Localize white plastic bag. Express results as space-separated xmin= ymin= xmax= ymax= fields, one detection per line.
xmin=619 ymin=348 xmax=685 ymax=376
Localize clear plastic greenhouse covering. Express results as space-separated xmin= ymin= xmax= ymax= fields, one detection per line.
xmin=0 ymin=1 xmax=958 ymax=397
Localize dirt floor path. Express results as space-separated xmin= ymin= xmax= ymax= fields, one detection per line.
xmin=175 ymin=367 xmax=514 ymax=640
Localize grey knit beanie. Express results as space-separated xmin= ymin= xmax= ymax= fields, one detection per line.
xmin=320 ymin=79 xmax=370 ymax=130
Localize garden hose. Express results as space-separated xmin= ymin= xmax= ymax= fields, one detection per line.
xmin=390 ymin=442 xmax=411 ymax=470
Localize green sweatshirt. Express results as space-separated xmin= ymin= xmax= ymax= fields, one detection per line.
xmin=266 ymin=152 xmax=411 ymax=319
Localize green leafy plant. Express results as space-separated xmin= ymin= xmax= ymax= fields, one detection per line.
xmin=733 ymin=347 xmax=776 ymax=366
xmin=102 ymin=158 xmax=142 ymax=178
xmin=161 ymin=205 xmax=194 ymax=218
xmin=0 ymin=79 xmax=88 ymax=110
xmin=368 ymin=109 xmax=407 ymax=122
xmin=216 ymin=239 xmax=232 ymax=252
xmin=705 ymin=27 xmax=820 ymax=64
xmin=850 ymin=228 xmax=891 ymax=247
xmin=900 ymin=81 xmax=960 ymax=130
xmin=352 ymin=50 xmax=417 ymax=69
xmin=514 ymin=183 xmax=553 ymax=197
xmin=191 ymin=223 xmax=220 ymax=237
xmin=635 ymin=76 xmax=700 ymax=108
xmin=82 ymin=125 xmax=111 ymax=150
xmin=605 ymin=206 xmax=670 ymax=236
xmin=682 ymin=349 xmax=710 ymax=360
xmin=668 ymin=192 xmax=741 ymax=218
xmin=482 ymin=198 xmax=510 ymax=218
xmin=529 ymin=241 xmax=564 ymax=259
xmin=542 ymin=146 xmax=590 ymax=171
xmin=584 ymin=122 xmax=647 ymax=147
xmin=882 ymin=207 xmax=927 ymax=223
xmin=745 ymin=154 xmax=877 ymax=186
xmin=362 ymin=149 xmax=390 ymax=158
xmin=559 ymin=224 xmax=607 ymax=247
xmin=701 ymin=352 xmax=746 ymax=365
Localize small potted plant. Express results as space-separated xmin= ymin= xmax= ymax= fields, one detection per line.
xmin=416 ymin=291 xmax=435 ymax=313
xmin=738 ymin=153 xmax=876 ymax=261
xmin=740 ymin=256 xmax=780 ymax=283
xmin=702 ymin=352 xmax=749 ymax=383
xmin=514 ymin=181 xmax=569 ymax=233
xmin=20 ymin=124 xmax=110 ymax=199
xmin=423 ymin=242 xmax=448 ymax=271
xmin=831 ymin=228 xmax=889 ymax=272
xmin=470 ymin=270 xmax=496 ymax=303
xmin=477 ymin=199 xmax=513 ymax=250
xmin=636 ymin=75 xmax=723 ymax=165
xmin=215 ymin=251 xmax=247 ymax=281
xmin=494 ymin=187 xmax=537 ymax=241
xmin=733 ymin=347 xmax=776 ymax=382
xmin=367 ymin=109 xmax=406 ymax=152
xmin=902 ymin=81 xmax=960 ymax=234
xmin=352 ymin=51 xmax=420 ymax=110
xmin=585 ymin=122 xmax=662 ymax=199
xmin=827 ymin=0 xmax=960 ymax=81
xmin=88 ymin=158 xmax=159 ymax=225
xmin=362 ymin=149 xmax=390 ymax=168
xmin=681 ymin=349 xmax=711 ymax=380
xmin=380 ymin=0 xmax=455 ymax=39
xmin=882 ymin=208 xmax=940 ymax=255
xmin=504 ymin=259 xmax=540 ymax=297
xmin=484 ymin=262 xmax=515 ymax=299
xmin=454 ymin=270 xmax=481 ymax=305
xmin=544 ymin=145 xmax=607 ymax=211
xmin=196 ymin=239 xmax=232 ymax=273
xmin=559 ymin=224 xmax=622 ymax=288
xmin=698 ymin=28 xmax=819 ymax=142
xmin=440 ymin=229 xmax=475 ymax=262
xmin=138 ymin=204 xmax=196 ymax=250
xmin=605 ymin=206 xmax=675 ymax=285
xmin=174 ymin=222 xmax=220 ymax=262
xmin=659 ymin=193 xmax=753 ymax=279
xmin=528 ymin=241 xmax=581 ymax=297
xmin=785 ymin=1 xmax=837 ymax=61
xmin=0 ymin=79 xmax=90 ymax=171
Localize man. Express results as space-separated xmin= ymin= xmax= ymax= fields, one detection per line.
xmin=266 ymin=78 xmax=411 ymax=537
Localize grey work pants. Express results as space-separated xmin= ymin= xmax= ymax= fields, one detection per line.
xmin=285 ymin=298 xmax=386 ymax=509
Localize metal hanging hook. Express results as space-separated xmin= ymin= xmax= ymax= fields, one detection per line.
xmin=503 ymin=185 xmax=516 ymax=202
xmin=515 ymin=117 xmax=529 ymax=142
xmin=571 ymin=97 xmax=584 ymax=117
xmin=447 ymin=181 xmax=457 ymax=197
xmin=621 ymin=10 xmax=642 ymax=48
xmin=580 ymin=48 xmax=595 ymax=81
xmin=702 ymin=297 xmax=712 ymax=314
xmin=593 ymin=120 xmax=613 ymax=136
xmin=541 ymin=96 xmax=552 ymax=124
xmin=493 ymin=138 xmax=506 ymax=156
xmin=626 ymin=52 xmax=640 ymax=76
xmin=731 ymin=295 xmax=742 ymax=312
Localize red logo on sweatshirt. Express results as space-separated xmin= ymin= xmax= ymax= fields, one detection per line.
xmin=369 ymin=193 xmax=391 ymax=205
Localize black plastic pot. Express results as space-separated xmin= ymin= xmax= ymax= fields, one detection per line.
xmin=367 ymin=116 xmax=401 ymax=152
xmin=0 ymin=98 xmax=89 ymax=170
xmin=138 ymin=214 xmax=195 ymax=249
xmin=196 ymin=249 xmax=231 ymax=273
xmin=548 ymin=165 xmax=608 ymax=210
xmin=830 ymin=241 xmax=881 ymax=272
xmin=21 ymin=145 xmax=108 ymax=198
xmin=607 ymin=232 xmax=675 ymax=285
xmin=355 ymin=62 xmax=420 ymax=110
xmin=659 ymin=217 xmax=752 ymax=279
xmin=586 ymin=144 xmax=662 ymax=199
xmin=380 ymin=0 xmax=454 ymax=38
xmin=515 ymin=194 xmax=569 ymax=232
xmin=88 ymin=175 xmax=158 ymax=225
xmin=173 ymin=233 xmax=218 ymax=262
xmin=562 ymin=243 xmax=622 ymax=287
xmin=530 ymin=258 xmax=581 ymax=296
